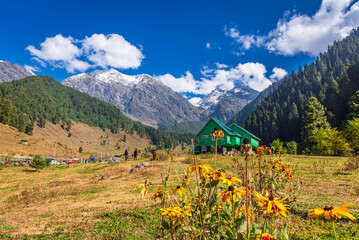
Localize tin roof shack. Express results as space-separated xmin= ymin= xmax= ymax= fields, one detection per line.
xmin=229 ymin=123 xmax=261 ymax=147
xmin=197 ymin=118 xmax=241 ymax=154
xmin=20 ymin=139 xmax=28 ymax=145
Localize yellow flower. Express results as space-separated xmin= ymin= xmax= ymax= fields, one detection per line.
xmin=255 ymin=232 xmax=273 ymax=240
xmin=219 ymin=176 xmax=241 ymax=186
xmin=138 ymin=180 xmax=150 ymax=198
xmin=235 ymin=205 xmax=253 ymax=218
xmin=150 ymin=186 xmax=166 ymax=201
xmin=254 ymin=191 xmax=288 ymax=217
xmin=209 ymin=170 xmax=226 ymax=180
xmin=160 ymin=205 xmax=192 ymax=224
xmin=189 ymin=165 xmax=212 ymax=176
xmin=217 ymin=186 xmax=250 ymax=203
xmin=210 ymin=130 xmax=224 ymax=140
xmin=308 ymin=203 xmax=356 ymax=221
xmin=173 ymin=186 xmax=186 ymax=196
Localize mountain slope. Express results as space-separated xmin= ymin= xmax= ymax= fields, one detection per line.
xmin=0 ymin=61 xmax=34 ymax=83
xmin=237 ymin=28 xmax=359 ymax=145
xmin=62 ymin=69 xmax=209 ymax=126
xmin=0 ymin=76 xmax=195 ymax=149
xmin=228 ymin=83 xmax=278 ymax=125
xmin=209 ymin=86 xmax=259 ymax=122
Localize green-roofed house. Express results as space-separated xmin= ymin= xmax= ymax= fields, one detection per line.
xmin=197 ymin=118 xmax=242 ymax=154
xmin=229 ymin=123 xmax=261 ymax=147
xmin=20 ymin=139 xmax=28 ymax=145
xmin=196 ymin=118 xmax=261 ymax=154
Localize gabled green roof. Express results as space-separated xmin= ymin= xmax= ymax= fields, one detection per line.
xmin=229 ymin=123 xmax=260 ymax=140
xmin=197 ymin=118 xmax=241 ymax=137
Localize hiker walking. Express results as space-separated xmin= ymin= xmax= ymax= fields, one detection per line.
xmin=134 ymin=148 xmax=138 ymax=161
xmin=124 ymin=149 xmax=129 ymax=161
xmin=152 ymin=150 xmax=156 ymax=161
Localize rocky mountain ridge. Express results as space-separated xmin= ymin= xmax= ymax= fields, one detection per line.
xmin=0 ymin=61 xmax=34 ymax=83
xmin=62 ymin=69 xmax=209 ymax=126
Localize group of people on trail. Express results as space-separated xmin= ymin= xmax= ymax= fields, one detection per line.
xmin=123 ymin=148 xmax=156 ymax=161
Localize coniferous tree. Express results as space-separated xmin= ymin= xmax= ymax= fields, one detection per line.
xmin=301 ymin=97 xmax=330 ymax=151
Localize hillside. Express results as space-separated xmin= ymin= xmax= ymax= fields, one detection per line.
xmin=237 ymin=28 xmax=359 ymax=145
xmin=0 ymin=76 xmax=195 ymax=149
xmin=209 ymin=86 xmax=259 ymax=122
xmin=228 ymin=83 xmax=278 ymax=125
xmin=0 ymin=122 xmax=150 ymax=158
xmin=158 ymin=121 xmax=206 ymax=134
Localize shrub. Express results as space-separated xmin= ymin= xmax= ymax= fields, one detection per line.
xmin=29 ymin=155 xmax=46 ymax=171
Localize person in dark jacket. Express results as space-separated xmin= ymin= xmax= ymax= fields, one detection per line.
xmin=134 ymin=148 xmax=138 ymax=161
xmin=124 ymin=149 xmax=129 ymax=161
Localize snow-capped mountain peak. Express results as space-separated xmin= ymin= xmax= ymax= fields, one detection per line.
xmin=88 ymin=68 xmax=142 ymax=86
xmin=198 ymin=88 xmax=228 ymax=110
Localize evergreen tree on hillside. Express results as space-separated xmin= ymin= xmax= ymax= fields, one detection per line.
xmin=301 ymin=97 xmax=330 ymax=151
xmin=348 ymin=90 xmax=359 ymax=118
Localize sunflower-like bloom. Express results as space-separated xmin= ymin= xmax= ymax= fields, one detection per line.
xmin=219 ymin=176 xmax=242 ymax=186
xmin=160 ymin=205 xmax=192 ymax=224
xmin=235 ymin=205 xmax=253 ymax=218
xmin=308 ymin=203 xmax=356 ymax=221
xmin=255 ymin=232 xmax=273 ymax=240
xmin=138 ymin=180 xmax=150 ymax=198
xmin=189 ymin=165 xmax=212 ymax=177
xmin=254 ymin=191 xmax=288 ymax=217
xmin=208 ymin=170 xmax=226 ymax=180
xmin=150 ymin=186 xmax=166 ymax=201
xmin=172 ymin=186 xmax=186 ymax=196
xmin=217 ymin=186 xmax=250 ymax=203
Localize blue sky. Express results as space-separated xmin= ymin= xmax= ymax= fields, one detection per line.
xmin=1 ymin=0 xmax=359 ymax=104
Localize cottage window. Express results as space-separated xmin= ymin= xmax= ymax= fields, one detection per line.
xmin=227 ymin=136 xmax=230 ymax=141
xmin=202 ymin=135 xmax=209 ymax=139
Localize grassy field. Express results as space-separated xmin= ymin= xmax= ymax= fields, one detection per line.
xmin=0 ymin=154 xmax=358 ymax=239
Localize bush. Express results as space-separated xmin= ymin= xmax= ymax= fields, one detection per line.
xmin=270 ymin=139 xmax=286 ymax=154
xmin=286 ymin=141 xmax=297 ymax=155
xmin=29 ymin=155 xmax=47 ymax=170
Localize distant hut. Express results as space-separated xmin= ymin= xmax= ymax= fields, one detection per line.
xmin=20 ymin=139 xmax=28 ymax=145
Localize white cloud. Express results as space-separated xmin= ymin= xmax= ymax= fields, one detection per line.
xmin=188 ymin=97 xmax=202 ymax=107
xmin=225 ymin=27 xmax=265 ymax=50
xmin=26 ymin=33 xmax=144 ymax=73
xmin=200 ymin=65 xmax=215 ymax=77
xmin=226 ymin=0 xmax=359 ymax=56
xmin=270 ymin=67 xmax=288 ymax=81
xmin=206 ymin=42 xmax=211 ymax=49
xmin=82 ymin=33 xmax=144 ymax=69
xmin=156 ymin=63 xmax=286 ymax=94
xmin=24 ymin=65 xmax=40 ymax=72
xmin=26 ymin=34 xmax=90 ymax=73
xmin=215 ymin=62 xmax=229 ymax=69
xmin=156 ymin=71 xmax=200 ymax=93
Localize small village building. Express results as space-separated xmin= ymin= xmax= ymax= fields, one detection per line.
xmin=20 ymin=139 xmax=28 ymax=145
xmin=197 ymin=118 xmax=260 ymax=154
